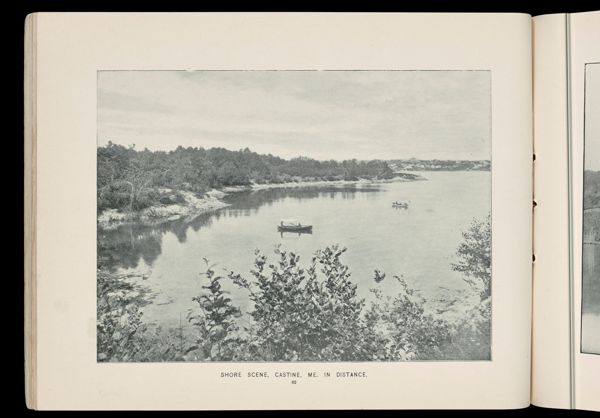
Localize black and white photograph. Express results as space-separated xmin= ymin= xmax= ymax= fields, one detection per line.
xmin=96 ymin=70 xmax=492 ymax=362
xmin=582 ymin=63 xmax=600 ymax=355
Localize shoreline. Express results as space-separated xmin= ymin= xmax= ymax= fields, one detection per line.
xmin=97 ymin=189 xmax=231 ymax=230
xmin=222 ymin=173 xmax=426 ymax=193
xmin=97 ymin=174 xmax=425 ymax=230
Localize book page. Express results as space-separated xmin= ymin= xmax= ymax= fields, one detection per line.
xmin=569 ymin=10 xmax=600 ymax=413
xmin=29 ymin=12 xmax=532 ymax=409
xmin=531 ymin=13 xmax=572 ymax=409
xmin=532 ymin=11 xmax=600 ymax=412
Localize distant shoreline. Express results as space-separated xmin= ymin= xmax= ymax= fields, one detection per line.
xmin=222 ymin=172 xmax=426 ymax=193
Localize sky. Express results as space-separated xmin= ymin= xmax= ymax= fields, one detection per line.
xmin=586 ymin=64 xmax=600 ymax=171
xmin=97 ymin=70 xmax=491 ymax=161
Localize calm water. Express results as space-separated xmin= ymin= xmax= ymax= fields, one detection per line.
xmin=582 ymin=238 xmax=600 ymax=354
xmin=98 ymin=171 xmax=490 ymax=328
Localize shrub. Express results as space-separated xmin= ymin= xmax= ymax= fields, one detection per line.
xmin=186 ymin=259 xmax=243 ymax=361
xmin=133 ymin=188 xmax=159 ymax=211
xmin=98 ymin=214 xmax=492 ymax=362
xmin=223 ymin=245 xmax=369 ymax=361
xmin=97 ymin=183 xmax=132 ymax=212
xmin=158 ymin=191 xmax=187 ymax=206
xmin=441 ymin=298 xmax=491 ymax=360
xmin=96 ymin=270 xmax=151 ymax=361
xmin=362 ymin=279 xmax=453 ymax=360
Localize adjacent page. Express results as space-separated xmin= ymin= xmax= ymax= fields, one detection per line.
xmin=569 ymin=10 xmax=600 ymax=413
xmin=27 ymin=13 xmax=532 ymax=409
xmin=532 ymin=11 xmax=600 ymax=412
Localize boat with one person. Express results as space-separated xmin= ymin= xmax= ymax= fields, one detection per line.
xmin=278 ymin=218 xmax=313 ymax=233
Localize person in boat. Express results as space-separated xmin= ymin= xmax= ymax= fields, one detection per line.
xmin=281 ymin=221 xmax=300 ymax=226
xmin=281 ymin=218 xmax=302 ymax=227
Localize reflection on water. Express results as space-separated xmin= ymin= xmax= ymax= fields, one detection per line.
xmin=98 ymin=185 xmax=384 ymax=272
xmin=222 ymin=185 xmax=383 ymax=215
xmin=98 ymin=211 xmax=220 ymax=271
xmin=98 ymin=224 xmax=163 ymax=270
xmin=278 ymin=230 xmax=313 ymax=238
xmin=97 ymin=172 xmax=489 ymax=328
xmin=582 ymin=241 xmax=600 ymax=354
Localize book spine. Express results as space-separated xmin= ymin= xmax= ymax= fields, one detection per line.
xmin=24 ymin=12 xmax=38 ymax=411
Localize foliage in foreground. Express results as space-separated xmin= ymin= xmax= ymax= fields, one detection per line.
xmin=98 ymin=217 xmax=492 ymax=362
xmin=451 ymin=215 xmax=491 ymax=301
xmin=97 ymin=270 xmax=185 ymax=362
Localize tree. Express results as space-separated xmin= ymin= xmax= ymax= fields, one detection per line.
xmin=97 ymin=143 xmax=404 ymax=213
xmin=445 ymin=215 xmax=492 ymax=360
xmin=451 ymin=215 xmax=491 ymax=301
xmin=584 ymin=170 xmax=600 ymax=210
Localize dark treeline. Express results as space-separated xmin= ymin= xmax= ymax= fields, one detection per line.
xmin=584 ymin=170 xmax=600 ymax=210
xmin=584 ymin=170 xmax=600 ymax=244
xmin=98 ymin=142 xmax=396 ymax=212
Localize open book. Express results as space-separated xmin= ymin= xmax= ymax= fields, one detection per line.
xmin=24 ymin=12 xmax=599 ymax=410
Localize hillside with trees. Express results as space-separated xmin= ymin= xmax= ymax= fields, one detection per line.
xmin=584 ymin=170 xmax=600 ymax=210
xmin=98 ymin=142 xmax=396 ymax=213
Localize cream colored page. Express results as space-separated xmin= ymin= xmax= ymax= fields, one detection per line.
xmin=569 ymin=11 xmax=600 ymax=413
xmin=531 ymin=13 xmax=572 ymax=409
xmin=33 ymin=13 xmax=532 ymax=409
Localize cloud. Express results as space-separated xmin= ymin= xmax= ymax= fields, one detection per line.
xmin=98 ymin=70 xmax=490 ymax=160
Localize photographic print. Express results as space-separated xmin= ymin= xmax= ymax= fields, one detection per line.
xmin=582 ymin=63 xmax=600 ymax=355
xmin=96 ymin=70 xmax=492 ymax=362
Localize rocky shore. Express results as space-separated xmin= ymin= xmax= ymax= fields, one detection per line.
xmin=97 ymin=189 xmax=231 ymax=230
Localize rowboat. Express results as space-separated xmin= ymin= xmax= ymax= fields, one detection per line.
xmin=392 ymin=201 xmax=409 ymax=209
xmin=278 ymin=218 xmax=313 ymax=233
xmin=278 ymin=224 xmax=313 ymax=233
